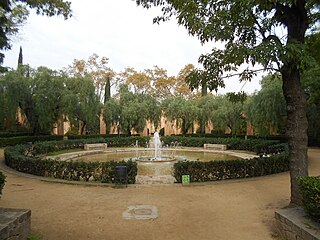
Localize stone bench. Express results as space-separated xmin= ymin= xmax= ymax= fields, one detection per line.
xmin=84 ymin=143 xmax=108 ymax=151
xmin=203 ymin=144 xmax=227 ymax=151
xmin=0 ymin=208 xmax=31 ymax=240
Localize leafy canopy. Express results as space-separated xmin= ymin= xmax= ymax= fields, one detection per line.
xmin=136 ymin=0 xmax=320 ymax=91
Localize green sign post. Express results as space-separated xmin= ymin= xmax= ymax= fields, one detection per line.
xmin=182 ymin=175 xmax=190 ymax=184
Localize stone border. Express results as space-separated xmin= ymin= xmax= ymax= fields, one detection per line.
xmin=48 ymin=147 xmax=258 ymax=162
xmin=0 ymin=208 xmax=31 ymax=240
xmin=275 ymin=207 xmax=320 ymax=240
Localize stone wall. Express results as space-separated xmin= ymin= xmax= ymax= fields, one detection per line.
xmin=275 ymin=207 xmax=320 ymax=240
xmin=0 ymin=208 xmax=31 ymax=240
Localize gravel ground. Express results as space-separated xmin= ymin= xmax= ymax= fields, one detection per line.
xmin=0 ymin=148 xmax=319 ymax=240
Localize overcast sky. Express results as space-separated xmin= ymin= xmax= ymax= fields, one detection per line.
xmin=3 ymin=0 xmax=262 ymax=94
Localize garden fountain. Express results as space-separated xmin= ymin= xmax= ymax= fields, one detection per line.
xmin=135 ymin=131 xmax=176 ymax=162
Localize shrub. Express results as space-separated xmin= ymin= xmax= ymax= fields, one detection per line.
xmin=67 ymin=134 xmax=135 ymax=139
xmin=173 ymin=152 xmax=289 ymax=183
xmin=0 ymin=171 xmax=6 ymax=195
xmin=4 ymin=136 xmax=289 ymax=185
xmin=298 ymin=176 xmax=320 ymax=222
xmin=161 ymin=136 xmax=280 ymax=153
xmin=0 ymin=135 xmax=63 ymax=147
xmin=4 ymin=136 xmax=150 ymax=184
xmin=31 ymin=136 xmax=150 ymax=155
xmin=0 ymin=132 xmax=33 ymax=138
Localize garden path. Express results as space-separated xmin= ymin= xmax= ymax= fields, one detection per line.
xmin=0 ymin=148 xmax=319 ymax=240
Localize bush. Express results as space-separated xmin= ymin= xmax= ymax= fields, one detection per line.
xmin=0 ymin=132 xmax=33 ymax=138
xmin=31 ymin=136 xmax=150 ymax=155
xmin=161 ymin=136 xmax=280 ymax=153
xmin=173 ymin=152 xmax=289 ymax=183
xmin=0 ymin=171 xmax=6 ymax=195
xmin=4 ymin=144 xmax=138 ymax=184
xmin=67 ymin=134 xmax=135 ymax=139
xmin=0 ymin=135 xmax=64 ymax=147
xmin=298 ymin=176 xmax=320 ymax=222
xmin=4 ymin=136 xmax=150 ymax=184
xmin=4 ymin=136 xmax=289 ymax=185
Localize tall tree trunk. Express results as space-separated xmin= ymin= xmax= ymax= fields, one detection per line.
xmin=282 ymin=64 xmax=308 ymax=206
xmin=279 ymin=0 xmax=309 ymax=205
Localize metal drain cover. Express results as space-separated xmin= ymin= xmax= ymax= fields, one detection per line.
xmin=122 ymin=205 xmax=158 ymax=220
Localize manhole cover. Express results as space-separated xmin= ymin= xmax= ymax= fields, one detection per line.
xmin=122 ymin=205 xmax=158 ymax=220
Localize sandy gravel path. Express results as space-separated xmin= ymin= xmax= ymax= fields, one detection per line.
xmin=0 ymin=148 xmax=319 ymax=240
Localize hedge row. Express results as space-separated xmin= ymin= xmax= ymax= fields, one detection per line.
xmin=31 ymin=136 xmax=150 ymax=155
xmin=175 ymin=133 xmax=287 ymax=142
xmin=4 ymin=136 xmax=289 ymax=185
xmin=0 ymin=132 xmax=34 ymax=138
xmin=0 ymin=135 xmax=64 ymax=147
xmin=173 ymin=152 xmax=289 ymax=183
xmin=298 ymin=176 xmax=320 ymax=222
xmin=67 ymin=133 xmax=140 ymax=140
xmin=161 ymin=136 xmax=282 ymax=154
xmin=4 ymin=144 xmax=137 ymax=184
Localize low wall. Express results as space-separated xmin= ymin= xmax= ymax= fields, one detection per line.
xmin=0 ymin=208 xmax=31 ymax=240
xmin=275 ymin=207 xmax=320 ymax=240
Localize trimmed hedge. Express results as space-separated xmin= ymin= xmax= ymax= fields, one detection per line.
xmin=0 ymin=132 xmax=33 ymax=138
xmin=298 ymin=176 xmax=320 ymax=222
xmin=4 ymin=144 xmax=137 ymax=184
xmin=31 ymin=136 xmax=150 ymax=155
xmin=67 ymin=134 xmax=140 ymax=140
xmin=175 ymin=133 xmax=287 ymax=142
xmin=0 ymin=171 xmax=5 ymax=195
xmin=161 ymin=136 xmax=282 ymax=154
xmin=4 ymin=136 xmax=289 ymax=185
xmin=0 ymin=135 xmax=64 ymax=147
xmin=173 ymin=152 xmax=289 ymax=183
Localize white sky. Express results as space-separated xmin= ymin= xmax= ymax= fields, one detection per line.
xmin=3 ymin=0 xmax=262 ymax=94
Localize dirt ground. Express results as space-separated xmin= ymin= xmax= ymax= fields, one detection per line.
xmin=0 ymin=148 xmax=319 ymax=240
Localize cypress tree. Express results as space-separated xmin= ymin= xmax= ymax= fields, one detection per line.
xmin=18 ymin=46 xmax=23 ymax=66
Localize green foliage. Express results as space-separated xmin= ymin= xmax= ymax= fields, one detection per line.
xmin=174 ymin=152 xmax=289 ymax=183
xmin=247 ymin=74 xmax=287 ymax=136
xmin=303 ymin=33 xmax=320 ymax=146
xmin=30 ymin=137 xmax=149 ymax=155
xmin=161 ymin=96 xmax=198 ymax=134
xmin=0 ymin=135 xmax=63 ymax=147
xmin=0 ymin=171 xmax=6 ymax=195
xmin=67 ymin=134 xmax=134 ymax=139
xmin=161 ymin=136 xmax=282 ymax=153
xmin=298 ymin=176 xmax=320 ymax=222
xmin=0 ymin=132 xmax=33 ymax=137
xmin=64 ymin=75 xmax=102 ymax=135
xmin=0 ymin=66 xmax=68 ymax=134
xmin=209 ymin=95 xmax=247 ymax=136
xmin=196 ymin=95 xmax=217 ymax=134
xmin=4 ymin=142 xmax=137 ymax=183
xmin=104 ymin=84 xmax=161 ymax=134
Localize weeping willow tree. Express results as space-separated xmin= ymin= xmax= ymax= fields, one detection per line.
xmin=210 ymin=95 xmax=247 ymax=136
xmin=103 ymin=84 xmax=161 ymax=135
xmin=161 ymin=96 xmax=199 ymax=134
xmin=0 ymin=66 xmax=67 ymax=134
xmin=247 ymin=74 xmax=287 ymax=136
